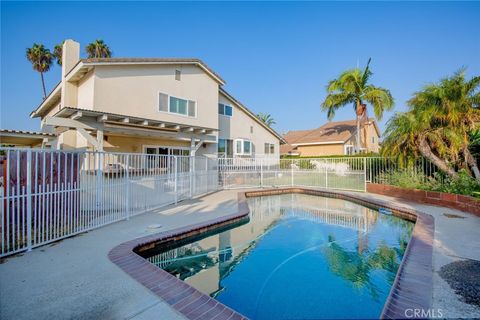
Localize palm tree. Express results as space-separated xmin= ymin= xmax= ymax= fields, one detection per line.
xmin=383 ymin=70 xmax=480 ymax=180
xmin=26 ymin=44 xmax=53 ymax=99
xmin=85 ymin=39 xmax=112 ymax=59
xmin=408 ymin=70 xmax=480 ymax=180
xmin=257 ymin=112 xmax=276 ymax=127
xmin=321 ymin=58 xmax=394 ymax=152
xmin=53 ymin=41 xmax=64 ymax=66
xmin=382 ymin=112 xmax=459 ymax=178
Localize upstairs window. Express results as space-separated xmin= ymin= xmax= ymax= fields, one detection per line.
xmin=218 ymin=103 xmax=233 ymax=116
xmin=175 ymin=70 xmax=181 ymax=81
xmin=158 ymin=92 xmax=196 ymax=117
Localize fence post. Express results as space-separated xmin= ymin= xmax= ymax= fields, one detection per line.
xmin=363 ymin=157 xmax=367 ymax=192
xmin=260 ymin=158 xmax=263 ymax=188
xmin=325 ymin=159 xmax=328 ymax=189
xmin=174 ymin=156 xmax=178 ymax=204
xmin=291 ymin=159 xmax=294 ymax=186
xmin=26 ymin=149 xmax=32 ymax=251
xmin=125 ymin=154 xmax=130 ymax=220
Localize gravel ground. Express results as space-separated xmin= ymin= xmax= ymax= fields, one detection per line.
xmin=439 ymin=259 xmax=480 ymax=307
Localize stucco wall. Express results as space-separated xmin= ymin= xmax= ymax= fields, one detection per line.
xmin=76 ymin=70 xmax=95 ymax=109
xmin=103 ymin=135 xmax=191 ymax=153
xmin=297 ymin=143 xmax=345 ymax=156
xmin=218 ymin=92 xmax=279 ymax=157
xmin=91 ymin=64 xmax=219 ymax=129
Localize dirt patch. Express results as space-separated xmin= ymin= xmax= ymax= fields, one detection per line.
xmin=439 ymin=259 xmax=480 ymax=307
xmin=443 ymin=213 xmax=466 ymax=219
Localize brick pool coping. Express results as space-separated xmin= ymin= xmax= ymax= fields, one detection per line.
xmin=109 ymin=188 xmax=434 ymax=320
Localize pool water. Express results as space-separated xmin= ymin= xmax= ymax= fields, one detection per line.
xmin=146 ymin=194 xmax=414 ymax=319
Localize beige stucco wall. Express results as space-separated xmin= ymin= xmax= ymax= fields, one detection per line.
xmin=297 ymin=143 xmax=345 ymax=156
xmin=88 ymin=64 xmax=219 ymax=129
xmin=363 ymin=123 xmax=380 ymax=152
xmin=218 ymin=92 xmax=280 ymax=157
xmin=76 ymin=70 xmax=95 ymax=109
xmin=103 ymin=135 xmax=191 ymax=153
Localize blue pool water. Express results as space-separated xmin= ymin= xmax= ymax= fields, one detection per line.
xmin=146 ymin=194 xmax=414 ymax=319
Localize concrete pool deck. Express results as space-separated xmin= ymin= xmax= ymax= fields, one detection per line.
xmin=1 ymin=189 xmax=479 ymax=319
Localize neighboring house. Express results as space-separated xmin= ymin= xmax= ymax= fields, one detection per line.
xmin=281 ymin=119 xmax=380 ymax=157
xmin=30 ymin=40 xmax=284 ymax=158
xmin=0 ymin=129 xmax=56 ymax=148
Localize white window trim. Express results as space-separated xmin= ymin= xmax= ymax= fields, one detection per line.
xmin=264 ymin=142 xmax=275 ymax=155
xmin=344 ymin=144 xmax=354 ymax=155
xmin=158 ymin=92 xmax=197 ymax=119
xmin=234 ymin=138 xmax=252 ymax=156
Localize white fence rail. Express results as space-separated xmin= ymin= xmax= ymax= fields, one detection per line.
xmin=219 ymin=157 xmax=366 ymax=192
xmin=0 ymin=148 xmax=219 ymax=257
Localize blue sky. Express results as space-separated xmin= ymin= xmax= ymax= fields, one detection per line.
xmin=1 ymin=1 xmax=479 ymax=135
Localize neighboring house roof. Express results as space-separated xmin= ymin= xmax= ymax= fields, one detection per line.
xmin=219 ymin=88 xmax=286 ymax=143
xmin=0 ymin=129 xmax=56 ymax=146
xmin=280 ymin=119 xmax=380 ymax=154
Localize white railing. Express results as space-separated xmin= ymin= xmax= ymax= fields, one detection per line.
xmin=219 ymin=157 xmax=367 ymax=192
xmin=0 ymin=148 xmax=219 ymax=257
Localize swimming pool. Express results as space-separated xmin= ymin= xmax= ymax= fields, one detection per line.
xmin=144 ymin=193 xmax=414 ymax=319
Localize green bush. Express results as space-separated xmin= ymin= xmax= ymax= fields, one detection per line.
xmin=379 ymin=168 xmax=480 ymax=198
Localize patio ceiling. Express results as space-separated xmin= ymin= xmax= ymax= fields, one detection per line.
xmin=49 ymin=107 xmax=217 ymax=143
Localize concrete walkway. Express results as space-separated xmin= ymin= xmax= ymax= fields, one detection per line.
xmin=1 ymin=190 xmax=479 ymax=319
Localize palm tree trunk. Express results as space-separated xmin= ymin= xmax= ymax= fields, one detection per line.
xmin=417 ymin=137 xmax=458 ymax=179
xmin=463 ymin=147 xmax=480 ymax=181
xmin=356 ymin=116 xmax=361 ymax=153
xmin=40 ymin=72 xmax=47 ymax=99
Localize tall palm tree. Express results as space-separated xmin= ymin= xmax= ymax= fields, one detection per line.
xmin=53 ymin=41 xmax=64 ymax=66
xmin=321 ymin=58 xmax=394 ymax=152
xmin=26 ymin=43 xmax=53 ymax=99
xmin=257 ymin=112 xmax=276 ymax=127
xmin=85 ymin=39 xmax=112 ymax=59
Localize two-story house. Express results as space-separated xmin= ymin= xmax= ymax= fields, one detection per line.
xmin=30 ymin=40 xmax=284 ymax=158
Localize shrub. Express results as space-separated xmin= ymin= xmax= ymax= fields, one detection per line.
xmin=379 ymin=168 xmax=480 ymax=198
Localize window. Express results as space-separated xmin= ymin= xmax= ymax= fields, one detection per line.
xmin=159 ymin=93 xmax=168 ymax=112
xmin=345 ymin=145 xmax=354 ymax=155
xmin=234 ymin=139 xmax=252 ymax=155
xmin=371 ymin=137 xmax=375 ymax=144
xmin=175 ymin=70 xmax=181 ymax=81
xmin=159 ymin=92 xmax=196 ymax=117
xmin=250 ymin=126 xmax=253 ymax=134
xmin=218 ymin=139 xmax=233 ymax=157
xmin=243 ymin=140 xmax=251 ymax=154
xmin=264 ymin=143 xmax=275 ymax=154
xmin=218 ymin=103 xmax=233 ymax=116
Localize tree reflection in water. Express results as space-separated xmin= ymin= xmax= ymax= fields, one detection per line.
xmin=322 ymin=231 xmax=409 ymax=302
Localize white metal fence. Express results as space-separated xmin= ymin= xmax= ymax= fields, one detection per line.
xmin=0 ymin=148 xmax=219 ymax=257
xmin=219 ymin=157 xmax=367 ymax=192
xmin=1 ymin=148 xmax=443 ymax=257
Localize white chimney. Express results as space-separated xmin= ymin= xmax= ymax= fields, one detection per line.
xmin=61 ymin=39 xmax=80 ymax=79
xmin=61 ymin=39 xmax=80 ymax=108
